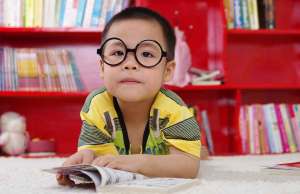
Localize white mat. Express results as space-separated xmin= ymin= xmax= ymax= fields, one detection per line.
xmin=0 ymin=153 xmax=300 ymax=194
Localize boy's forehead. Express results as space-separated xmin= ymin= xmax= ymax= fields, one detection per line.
xmin=105 ymin=19 xmax=167 ymax=48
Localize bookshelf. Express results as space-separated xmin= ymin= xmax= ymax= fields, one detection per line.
xmin=0 ymin=0 xmax=299 ymax=155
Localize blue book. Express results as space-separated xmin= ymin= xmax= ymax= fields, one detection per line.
xmin=105 ymin=0 xmax=117 ymax=24
xmin=59 ymin=0 xmax=67 ymax=27
xmin=91 ymin=0 xmax=103 ymax=27
xmin=75 ymin=0 xmax=87 ymax=27
xmin=233 ymin=0 xmax=243 ymax=28
xmin=68 ymin=52 xmax=85 ymax=91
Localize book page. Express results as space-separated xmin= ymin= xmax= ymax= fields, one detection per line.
xmin=95 ymin=166 xmax=146 ymax=187
xmin=100 ymin=178 xmax=200 ymax=194
xmin=114 ymin=178 xmax=197 ymax=189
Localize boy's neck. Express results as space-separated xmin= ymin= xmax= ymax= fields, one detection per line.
xmin=117 ymin=98 xmax=154 ymax=125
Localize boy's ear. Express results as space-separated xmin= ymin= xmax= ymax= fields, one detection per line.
xmin=98 ymin=58 xmax=104 ymax=79
xmin=163 ymin=60 xmax=175 ymax=82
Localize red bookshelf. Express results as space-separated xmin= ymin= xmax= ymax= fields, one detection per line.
xmin=0 ymin=0 xmax=299 ymax=155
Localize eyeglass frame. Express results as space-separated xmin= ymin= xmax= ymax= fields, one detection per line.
xmin=96 ymin=37 xmax=168 ymax=68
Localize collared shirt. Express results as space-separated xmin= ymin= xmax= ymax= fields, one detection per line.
xmin=78 ymin=87 xmax=201 ymax=158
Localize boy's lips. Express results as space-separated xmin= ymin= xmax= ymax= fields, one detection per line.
xmin=119 ymin=78 xmax=142 ymax=84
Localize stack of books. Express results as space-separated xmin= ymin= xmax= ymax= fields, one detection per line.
xmin=224 ymin=0 xmax=276 ymax=29
xmin=0 ymin=0 xmax=129 ymax=29
xmin=239 ymin=103 xmax=300 ymax=154
xmin=0 ymin=47 xmax=84 ymax=92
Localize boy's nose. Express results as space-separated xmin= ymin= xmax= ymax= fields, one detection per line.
xmin=121 ymin=53 xmax=139 ymax=70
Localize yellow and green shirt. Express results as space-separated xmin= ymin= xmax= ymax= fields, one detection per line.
xmin=78 ymin=87 xmax=201 ymax=158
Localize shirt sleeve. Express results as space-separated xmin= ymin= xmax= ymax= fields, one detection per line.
xmin=161 ymin=106 xmax=201 ymax=158
xmin=78 ymin=93 xmax=119 ymax=156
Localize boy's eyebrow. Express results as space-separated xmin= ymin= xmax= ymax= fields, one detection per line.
xmin=107 ymin=41 xmax=123 ymax=47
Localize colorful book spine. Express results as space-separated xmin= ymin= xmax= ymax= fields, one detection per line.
xmin=274 ymin=104 xmax=290 ymax=152
xmin=33 ymin=0 xmax=43 ymax=27
xmin=63 ymin=49 xmax=74 ymax=91
xmin=239 ymin=106 xmax=248 ymax=153
xmin=68 ymin=51 xmax=85 ymax=91
xmin=24 ymin=0 xmax=34 ymax=27
xmin=247 ymin=105 xmax=255 ymax=153
xmin=247 ymin=0 xmax=259 ymax=29
xmin=98 ymin=0 xmax=110 ymax=29
xmin=201 ymin=110 xmax=214 ymax=154
xmin=240 ymin=0 xmax=249 ymax=28
xmin=264 ymin=0 xmax=275 ymax=29
xmin=59 ymin=0 xmax=67 ymax=27
xmin=75 ymin=0 xmax=87 ymax=27
xmin=63 ymin=0 xmax=78 ymax=27
xmin=233 ymin=0 xmax=243 ymax=28
xmin=82 ymin=0 xmax=95 ymax=27
xmin=0 ymin=48 xmax=4 ymax=90
xmin=224 ymin=0 xmax=234 ymax=29
xmin=91 ymin=0 xmax=103 ymax=27
xmin=280 ymin=104 xmax=297 ymax=152
xmin=256 ymin=104 xmax=269 ymax=154
xmin=288 ymin=104 xmax=300 ymax=151
xmin=262 ymin=105 xmax=275 ymax=153
xmin=0 ymin=0 xmax=3 ymax=26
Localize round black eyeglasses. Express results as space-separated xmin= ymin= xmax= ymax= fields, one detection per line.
xmin=96 ymin=37 xmax=168 ymax=68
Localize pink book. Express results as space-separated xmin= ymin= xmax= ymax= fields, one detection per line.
xmin=274 ymin=104 xmax=290 ymax=152
xmin=288 ymin=104 xmax=300 ymax=151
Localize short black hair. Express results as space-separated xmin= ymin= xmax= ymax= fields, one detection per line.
xmin=101 ymin=7 xmax=176 ymax=60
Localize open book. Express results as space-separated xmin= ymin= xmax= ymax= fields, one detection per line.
xmin=44 ymin=164 xmax=200 ymax=194
xmin=262 ymin=161 xmax=300 ymax=176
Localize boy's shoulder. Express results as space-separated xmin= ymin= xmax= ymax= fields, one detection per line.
xmin=81 ymin=87 xmax=112 ymax=113
xmin=157 ymin=88 xmax=186 ymax=107
xmin=152 ymin=88 xmax=191 ymax=116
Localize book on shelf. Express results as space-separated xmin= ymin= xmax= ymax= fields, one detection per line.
xmin=0 ymin=47 xmax=84 ymax=92
xmin=262 ymin=161 xmax=300 ymax=176
xmin=239 ymin=103 xmax=300 ymax=154
xmin=0 ymin=0 xmax=129 ymax=29
xmin=224 ymin=0 xmax=275 ymax=30
xmin=43 ymin=164 xmax=199 ymax=194
xmin=190 ymin=69 xmax=223 ymax=86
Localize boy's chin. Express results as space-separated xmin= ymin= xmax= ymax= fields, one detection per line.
xmin=117 ymin=94 xmax=148 ymax=103
xmin=114 ymin=91 xmax=154 ymax=103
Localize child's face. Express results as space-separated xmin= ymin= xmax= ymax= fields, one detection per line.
xmin=99 ymin=19 xmax=175 ymax=103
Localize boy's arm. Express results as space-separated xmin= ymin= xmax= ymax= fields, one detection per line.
xmin=138 ymin=147 xmax=200 ymax=178
xmin=137 ymin=146 xmax=199 ymax=178
xmin=92 ymin=146 xmax=200 ymax=179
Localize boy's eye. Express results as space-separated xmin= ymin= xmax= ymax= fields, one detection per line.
xmin=111 ymin=50 xmax=124 ymax=56
xmin=141 ymin=51 xmax=154 ymax=58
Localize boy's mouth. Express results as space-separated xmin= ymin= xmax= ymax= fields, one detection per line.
xmin=119 ymin=78 xmax=142 ymax=84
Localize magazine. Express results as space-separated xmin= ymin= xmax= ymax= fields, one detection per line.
xmin=43 ymin=164 xmax=200 ymax=193
xmin=263 ymin=161 xmax=300 ymax=176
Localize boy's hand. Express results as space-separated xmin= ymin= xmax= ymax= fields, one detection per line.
xmin=56 ymin=149 xmax=95 ymax=186
xmin=92 ymin=154 xmax=144 ymax=173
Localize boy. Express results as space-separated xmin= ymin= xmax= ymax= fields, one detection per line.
xmin=57 ymin=7 xmax=201 ymax=185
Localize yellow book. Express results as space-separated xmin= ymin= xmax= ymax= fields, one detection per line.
xmin=247 ymin=0 xmax=259 ymax=29
xmin=33 ymin=0 xmax=43 ymax=27
xmin=224 ymin=0 xmax=234 ymax=29
xmin=16 ymin=49 xmax=39 ymax=78
xmin=24 ymin=0 xmax=34 ymax=27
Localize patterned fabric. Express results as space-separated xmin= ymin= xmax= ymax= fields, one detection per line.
xmin=78 ymin=87 xmax=201 ymax=158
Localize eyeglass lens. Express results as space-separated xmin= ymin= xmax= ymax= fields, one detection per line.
xmin=101 ymin=39 xmax=163 ymax=67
